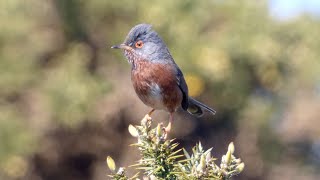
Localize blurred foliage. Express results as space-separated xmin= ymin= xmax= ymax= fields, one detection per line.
xmin=0 ymin=0 xmax=320 ymax=179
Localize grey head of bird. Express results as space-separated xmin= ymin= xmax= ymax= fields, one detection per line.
xmin=111 ymin=24 xmax=173 ymax=65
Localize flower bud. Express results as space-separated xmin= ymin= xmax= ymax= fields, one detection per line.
xmin=206 ymin=151 xmax=211 ymax=162
xmin=156 ymin=124 xmax=162 ymax=137
xmin=128 ymin=124 xmax=139 ymax=137
xmin=196 ymin=154 xmax=206 ymax=172
xmin=225 ymin=150 xmax=232 ymax=165
xmin=106 ymin=156 xmax=116 ymax=171
xmin=236 ymin=162 xmax=245 ymax=173
xmin=228 ymin=142 xmax=235 ymax=154
xmin=117 ymin=167 xmax=125 ymax=175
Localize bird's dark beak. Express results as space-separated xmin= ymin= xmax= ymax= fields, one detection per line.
xmin=111 ymin=44 xmax=132 ymax=51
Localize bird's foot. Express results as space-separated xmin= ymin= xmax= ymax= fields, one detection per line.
xmin=162 ymin=121 xmax=172 ymax=135
xmin=141 ymin=113 xmax=152 ymax=127
xmin=143 ymin=113 xmax=152 ymax=121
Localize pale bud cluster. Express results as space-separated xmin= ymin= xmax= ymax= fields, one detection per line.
xmin=107 ymin=116 xmax=245 ymax=180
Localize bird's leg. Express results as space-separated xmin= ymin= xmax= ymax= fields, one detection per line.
xmin=148 ymin=109 xmax=155 ymax=116
xmin=143 ymin=109 xmax=155 ymax=121
xmin=164 ymin=113 xmax=174 ymax=133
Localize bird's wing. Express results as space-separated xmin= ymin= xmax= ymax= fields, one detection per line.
xmin=176 ymin=68 xmax=189 ymax=110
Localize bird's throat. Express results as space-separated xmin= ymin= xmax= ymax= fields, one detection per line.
xmin=124 ymin=50 xmax=134 ymax=64
xmin=124 ymin=50 xmax=142 ymax=70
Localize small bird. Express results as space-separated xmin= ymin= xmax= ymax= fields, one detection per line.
xmin=111 ymin=24 xmax=215 ymax=132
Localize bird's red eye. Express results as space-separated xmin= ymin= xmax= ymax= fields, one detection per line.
xmin=135 ymin=40 xmax=144 ymax=48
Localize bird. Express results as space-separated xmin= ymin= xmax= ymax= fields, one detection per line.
xmin=111 ymin=23 xmax=216 ymax=133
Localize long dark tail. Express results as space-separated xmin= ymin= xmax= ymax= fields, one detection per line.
xmin=187 ymin=97 xmax=216 ymax=116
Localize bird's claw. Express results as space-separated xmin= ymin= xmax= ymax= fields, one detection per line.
xmin=162 ymin=121 xmax=172 ymax=135
xmin=141 ymin=113 xmax=152 ymax=127
xmin=143 ymin=114 xmax=152 ymax=121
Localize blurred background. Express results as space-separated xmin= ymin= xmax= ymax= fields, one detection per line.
xmin=1 ymin=0 xmax=320 ymax=179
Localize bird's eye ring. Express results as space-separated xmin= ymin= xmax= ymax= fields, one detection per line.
xmin=135 ymin=40 xmax=144 ymax=48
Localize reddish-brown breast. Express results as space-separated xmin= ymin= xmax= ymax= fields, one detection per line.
xmin=131 ymin=60 xmax=182 ymax=113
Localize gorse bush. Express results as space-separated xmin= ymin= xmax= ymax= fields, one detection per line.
xmin=107 ymin=115 xmax=244 ymax=180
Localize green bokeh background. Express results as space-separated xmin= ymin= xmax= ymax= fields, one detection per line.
xmin=1 ymin=0 xmax=320 ymax=179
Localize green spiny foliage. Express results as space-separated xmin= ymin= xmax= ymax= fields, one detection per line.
xmin=129 ymin=115 xmax=182 ymax=179
xmin=107 ymin=115 xmax=244 ymax=180
xmin=177 ymin=142 xmax=244 ymax=179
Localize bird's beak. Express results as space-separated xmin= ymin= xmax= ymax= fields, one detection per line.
xmin=111 ymin=44 xmax=133 ymax=51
